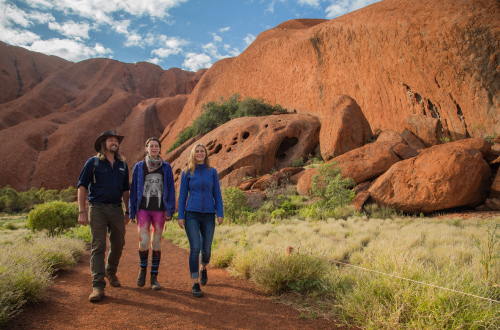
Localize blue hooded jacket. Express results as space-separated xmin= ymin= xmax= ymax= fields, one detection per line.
xmin=177 ymin=164 xmax=224 ymax=219
xmin=129 ymin=160 xmax=176 ymax=219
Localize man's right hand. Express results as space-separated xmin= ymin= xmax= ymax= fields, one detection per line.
xmin=78 ymin=212 xmax=89 ymax=226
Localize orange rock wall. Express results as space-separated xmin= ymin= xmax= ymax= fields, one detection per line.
xmin=162 ymin=0 xmax=500 ymax=150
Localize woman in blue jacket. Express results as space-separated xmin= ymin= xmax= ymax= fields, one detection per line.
xmin=177 ymin=143 xmax=224 ymax=297
xmin=129 ymin=137 xmax=175 ymax=291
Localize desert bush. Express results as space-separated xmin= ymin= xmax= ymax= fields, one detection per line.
xmin=59 ymin=186 xmax=77 ymax=203
xmin=166 ymin=94 xmax=286 ymax=152
xmin=223 ymin=187 xmax=248 ymax=224
xmin=292 ymin=157 xmax=305 ymax=167
xmin=65 ymin=225 xmax=92 ymax=243
xmin=27 ymin=201 xmax=78 ymax=237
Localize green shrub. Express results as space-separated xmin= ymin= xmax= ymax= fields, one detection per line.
xmin=59 ymin=186 xmax=77 ymax=203
xmin=27 ymin=201 xmax=78 ymax=237
xmin=65 ymin=225 xmax=92 ymax=243
xmin=166 ymin=94 xmax=286 ymax=152
xmin=271 ymin=208 xmax=288 ymax=220
xmin=223 ymin=187 xmax=248 ymax=224
xmin=292 ymin=157 xmax=305 ymax=167
xmin=311 ymin=162 xmax=355 ymax=208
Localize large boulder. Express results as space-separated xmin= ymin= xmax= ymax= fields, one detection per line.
xmin=368 ymin=144 xmax=491 ymax=213
xmin=319 ymin=95 xmax=372 ymax=160
xmin=169 ymin=114 xmax=320 ymax=190
xmin=404 ymin=114 xmax=443 ymax=147
xmin=297 ymin=141 xmax=401 ymax=195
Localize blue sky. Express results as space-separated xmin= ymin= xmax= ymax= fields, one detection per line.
xmin=1 ymin=0 xmax=380 ymax=72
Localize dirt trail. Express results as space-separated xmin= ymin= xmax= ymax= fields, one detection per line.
xmin=7 ymin=222 xmax=344 ymax=329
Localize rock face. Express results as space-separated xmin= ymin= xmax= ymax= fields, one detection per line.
xmin=160 ymin=0 xmax=500 ymax=152
xmin=168 ymin=114 xmax=320 ymax=190
xmin=368 ymin=142 xmax=491 ymax=213
xmin=0 ymin=54 xmax=204 ymax=190
xmin=0 ymin=41 xmax=71 ymax=105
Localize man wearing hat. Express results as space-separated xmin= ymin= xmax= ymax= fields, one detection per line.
xmin=77 ymin=131 xmax=131 ymax=302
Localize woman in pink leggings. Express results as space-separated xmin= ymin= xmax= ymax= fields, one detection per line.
xmin=129 ymin=137 xmax=176 ymax=290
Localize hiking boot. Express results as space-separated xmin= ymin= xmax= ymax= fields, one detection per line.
xmin=200 ymin=268 xmax=208 ymax=286
xmin=106 ymin=273 xmax=121 ymax=287
xmin=192 ymin=283 xmax=203 ymax=297
xmin=137 ymin=268 xmax=147 ymax=287
xmin=89 ymin=288 xmax=105 ymax=302
xmin=151 ymin=273 xmax=161 ymax=291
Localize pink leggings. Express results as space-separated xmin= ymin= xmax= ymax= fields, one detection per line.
xmin=136 ymin=209 xmax=166 ymax=251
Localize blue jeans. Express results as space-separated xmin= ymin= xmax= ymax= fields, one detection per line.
xmin=184 ymin=211 xmax=215 ymax=279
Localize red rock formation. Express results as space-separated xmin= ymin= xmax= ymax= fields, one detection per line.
xmin=0 ymin=41 xmax=71 ymax=104
xmin=0 ymin=53 xmax=204 ymax=190
xmin=168 ymin=114 xmax=320 ymax=191
xmin=368 ymin=143 xmax=491 ymax=213
xmin=161 ymin=0 xmax=500 ymax=153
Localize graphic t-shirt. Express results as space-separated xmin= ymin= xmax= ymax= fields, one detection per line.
xmin=139 ymin=166 xmax=164 ymax=211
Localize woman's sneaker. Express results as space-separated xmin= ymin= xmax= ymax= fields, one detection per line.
xmin=192 ymin=283 xmax=203 ymax=297
xmin=200 ymin=268 xmax=208 ymax=285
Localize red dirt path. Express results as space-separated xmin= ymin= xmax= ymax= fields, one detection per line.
xmin=6 ymin=222 xmax=346 ymax=329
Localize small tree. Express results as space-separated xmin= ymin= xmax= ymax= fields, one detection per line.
xmin=223 ymin=187 xmax=247 ymax=223
xmin=27 ymin=201 xmax=78 ymax=237
xmin=311 ymin=162 xmax=355 ymax=210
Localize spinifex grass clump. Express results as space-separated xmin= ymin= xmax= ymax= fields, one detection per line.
xmin=164 ymin=216 xmax=500 ymax=329
xmin=0 ymin=234 xmax=85 ymax=325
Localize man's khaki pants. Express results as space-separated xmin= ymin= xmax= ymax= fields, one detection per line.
xmin=89 ymin=204 xmax=125 ymax=289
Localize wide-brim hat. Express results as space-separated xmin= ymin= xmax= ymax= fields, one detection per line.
xmin=94 ymin=131 xmax=124 ymax=152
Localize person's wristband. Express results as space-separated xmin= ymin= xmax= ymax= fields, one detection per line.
xmin=79 ymin=211 xmax=86 ymax=214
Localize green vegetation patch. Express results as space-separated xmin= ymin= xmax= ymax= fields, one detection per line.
xmin=166 ymin=94 xmax=286 ymax=153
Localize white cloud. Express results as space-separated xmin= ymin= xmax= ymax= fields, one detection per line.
xmin=48 ymin=20 xmax=91 ymax=40
xmin=213 ymin=34 xmax=222 ymax=43
xmin=0 ymin=28 xmax=41 ymax=46
xmin=325 ymin=0 xmax=381 ymax=19
xmin=113 ymin=20 xmax=131 ymax=35
xmin=150 ymin=36 xmax=187 ymax=58
xmin=124 ymin=32 xmax=143 ymax=47
xmin=27 ymin=38 xmax=112 ymax=62
xmin=25 ymin=0 xmax=189 ymax=24
xmin=148 ymin=57 xmax=161 ymax=65
xmin=182 ymin=52 xmax=212 ymax=72
xmin=325 ymin=4 xmax=346 ymax=18
xmin=244 ymin=33 xmax=256 ymax=46
xmin=298 ymin=0 xmax=321 ymax=8
xmin=218 ymin=26 xmax=230 ymax=33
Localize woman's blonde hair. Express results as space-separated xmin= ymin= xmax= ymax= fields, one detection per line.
xmin=184 ymin=143 xmax=211 ymax=174
xmin=97 ymin=141 xmax=126 ymax=162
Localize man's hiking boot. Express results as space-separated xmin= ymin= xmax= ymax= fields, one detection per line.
xmin=89 ymin=288 xmax=105 ymax=302
xmin=137 ymin=268 xmax=147 ymax=287
xmin=192 ymin=283 xmax=203 ymax=297
xmin=106 ymin=273 xmax=121 ymax=287
xmin=151 ymin=273 xmax=161 ymax=291
xmin=200 ymin=268 xmax=208 ymax=285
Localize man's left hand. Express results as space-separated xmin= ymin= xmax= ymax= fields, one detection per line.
xmin=124 ymin=214 xmax=130 ymax=225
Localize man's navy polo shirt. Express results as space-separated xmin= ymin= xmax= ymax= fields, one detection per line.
xmin=77 ymin=157 xmax=130 ymax=204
